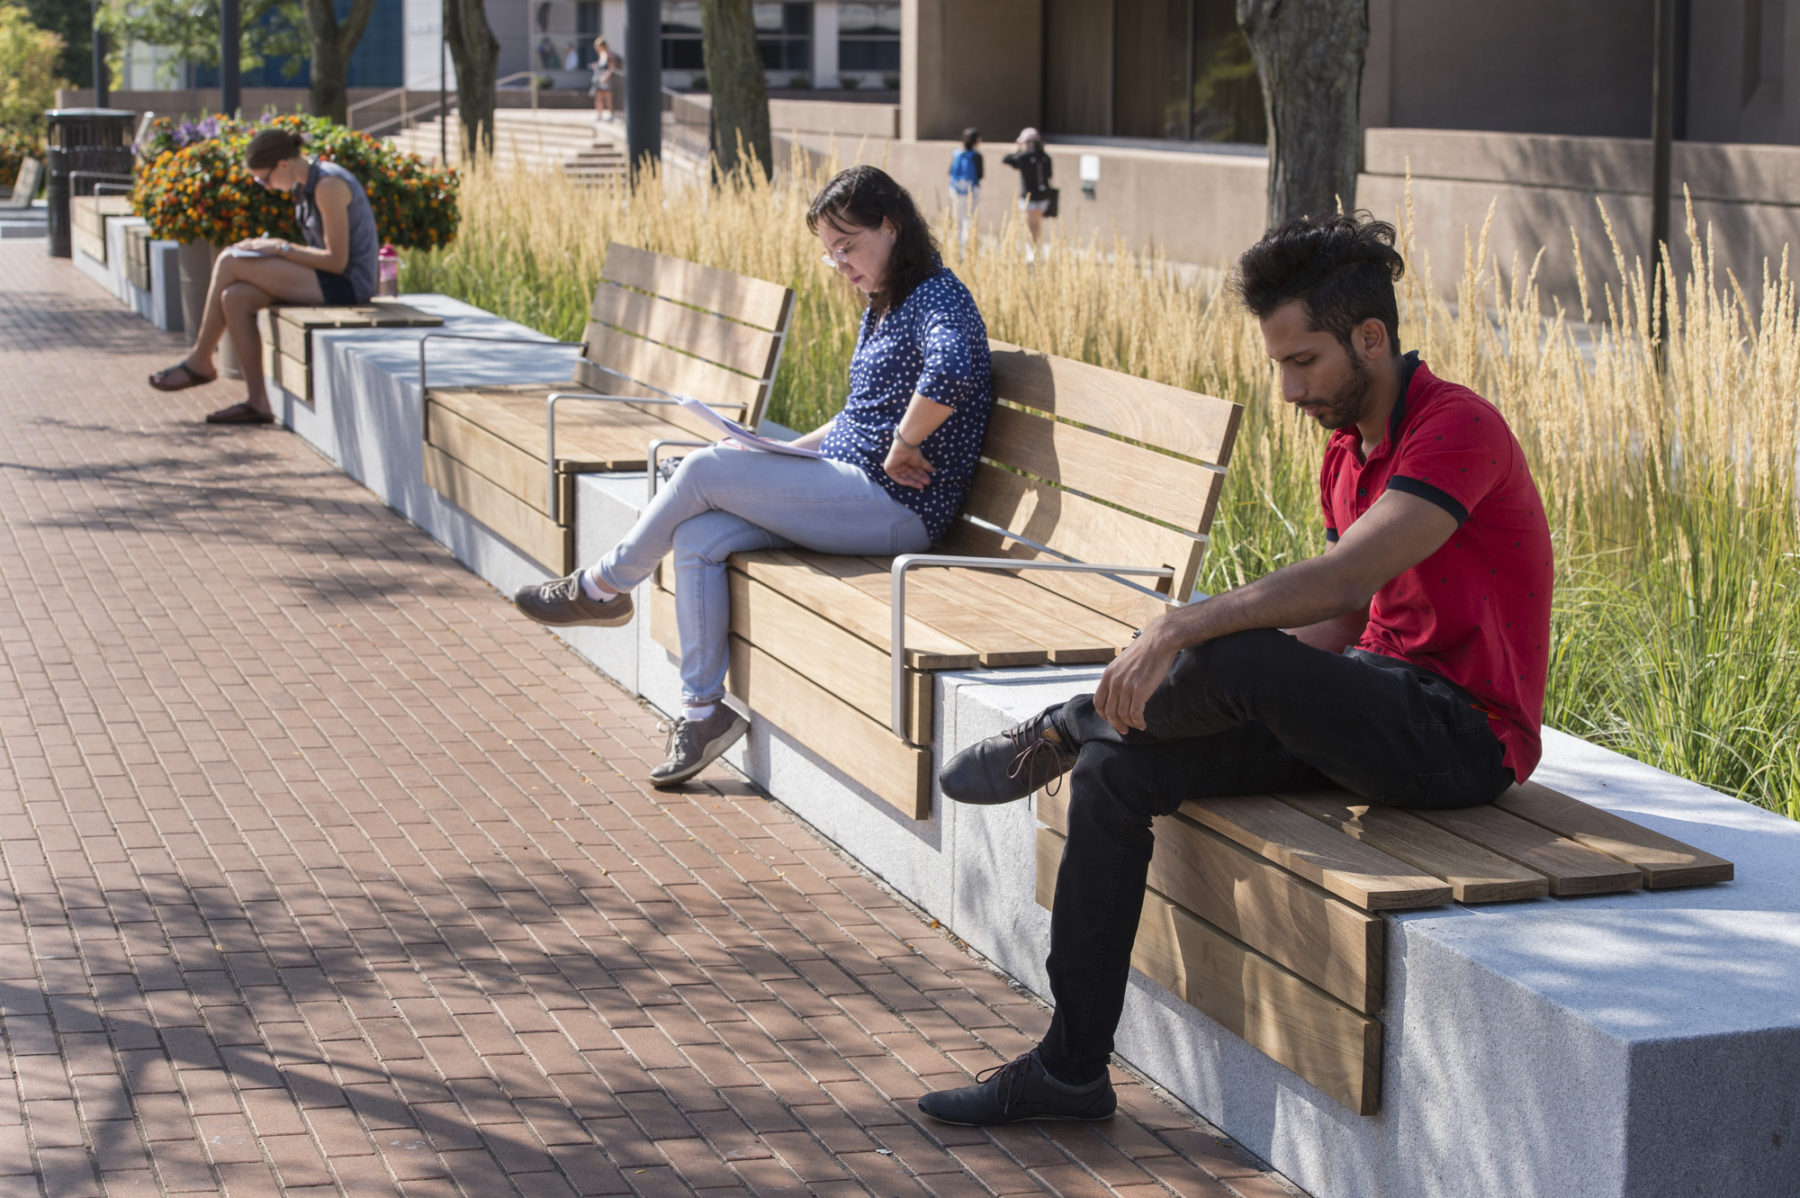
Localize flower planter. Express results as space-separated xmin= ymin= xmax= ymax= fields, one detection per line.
xmin=175 ymin=239 xmax=241 ymax=378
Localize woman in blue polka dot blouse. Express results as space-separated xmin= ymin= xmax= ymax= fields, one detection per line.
xmin=514 ymin=165 xmax=995 ymax=787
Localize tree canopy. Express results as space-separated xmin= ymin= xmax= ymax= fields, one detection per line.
xmin=0 ymin=3 xmax=67 ymax=130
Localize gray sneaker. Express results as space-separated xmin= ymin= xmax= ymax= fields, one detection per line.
xmin=650 ymin=706 xmax=750 ymax=789
xmin=514 ymin=572 xmax=634 ymax=627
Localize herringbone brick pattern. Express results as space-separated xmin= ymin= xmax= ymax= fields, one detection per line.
xmin=0 ymin=244 xmax=1304 ymax=1197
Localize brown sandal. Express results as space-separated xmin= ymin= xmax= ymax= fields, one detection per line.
xmin=149 ymin=361 xmax=218 ymax=391
xmin=204 ymin=402 xmax=274 ymax=425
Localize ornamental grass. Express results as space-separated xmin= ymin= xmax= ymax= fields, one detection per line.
xmin=403 ymin=151 xmax=1800 ymax=822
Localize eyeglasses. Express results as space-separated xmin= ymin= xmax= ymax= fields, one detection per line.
xmin=249 ymin=167 xmax=272 ymax=186
xmin=819 ymin=230 xmax=863 ymax=267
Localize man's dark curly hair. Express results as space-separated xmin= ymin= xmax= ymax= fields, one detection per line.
xmin=1234 ymin=213 xmax=1407 ymax=356
xmin=807 ymin=165 xmax=940 ymax=317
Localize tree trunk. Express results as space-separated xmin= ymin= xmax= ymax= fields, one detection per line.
xmin=699 ymin=0 xmax=772 ymax=177
xmin=1237 ymin=0 xmax=1367 ymax=229
xmin=303 ymin=0 xmax=380 ymax=125
xmin=446 ymin=0 xmax=500 ymax=158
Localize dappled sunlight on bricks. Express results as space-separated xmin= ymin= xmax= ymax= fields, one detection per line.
xmin=0 ymin=245 xmax=1304 ymax=1196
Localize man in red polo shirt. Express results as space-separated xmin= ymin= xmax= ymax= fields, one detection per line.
xmin=920 ymin=213 xmax=1553 ymax=1126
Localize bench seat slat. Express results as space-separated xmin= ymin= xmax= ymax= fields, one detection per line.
xmin=731 ymin=550 xmax=982 ymax=669
xmin=874 ymin=562 xmax=1082 ymax=666
xmin=1182 ymin=797 xmax=1455 ymax=910
xmin=1037 ymin=826 xmax=1381 ymax=1115
xmin=982 ymin=404 xmax=1221 ymax=531
xmin=430 ymin=386 xmax=700 ymax=472
xmin=1281 ymin=793 xmax=1552 ymax=904
xmin=726 ymin=570 xmax=934 ymax=742
xmin=805 ymin=556 xmax=1049 ymax=667
xmin=591 ymin=281 xmax=784 ymax=379
xmin=937 ymin=524 xmax=1177 ymax=628
xmin=883 ymin=559 xmax=1135 ymax=664
xmin=1414 ymin=802 xmax=1645 ymax=896
xmin=423 ymin=445 xmax=571 ymax=573
xmin=601 ymin=243 xmax=793 ymax=331
xmin=991 ymin=341 xmax=1241 ymax=466
xmin=1039 ymin=791 xmax=1384 ymax=1013
xmin=1493 ymin=781 xmax=1734 ymax=888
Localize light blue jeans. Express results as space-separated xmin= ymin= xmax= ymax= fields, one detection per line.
xmin=593 ymin=446 xmax=931 ymax=705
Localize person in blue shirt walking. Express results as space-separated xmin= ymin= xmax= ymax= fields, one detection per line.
xmin=514 ymin=166 xmax=995 ymax=789
xmin=948 ymin=127 xmax=984 ymax=249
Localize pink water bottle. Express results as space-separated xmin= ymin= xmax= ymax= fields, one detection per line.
xmin=377 ymin=245 xmax=400 ymax=297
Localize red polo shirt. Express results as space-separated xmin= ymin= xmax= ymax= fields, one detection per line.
xmin=1320 ymin=356 xmax=1553 ymax=781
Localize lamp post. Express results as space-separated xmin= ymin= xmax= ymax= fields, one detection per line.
xmin=221 ymin=0 xmax=241 ymax=116
xmin=440 ymin=0 xmax=449 ymax=163
xmin=624 ymin=0 xmax=660 ymax=174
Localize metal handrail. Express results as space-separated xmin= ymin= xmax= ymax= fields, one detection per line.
xmin=887 ymin=555 xmax=1177 ymax=738
xmin=355 ymin=71 xmax=544 ymax=141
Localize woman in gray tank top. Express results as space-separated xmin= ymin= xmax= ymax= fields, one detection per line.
xmin=148 ymin=126 xmax=382 ymax=426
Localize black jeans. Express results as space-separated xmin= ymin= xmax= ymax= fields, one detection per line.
xmin=1037 ymin=628 xmax=1514 ymax=1084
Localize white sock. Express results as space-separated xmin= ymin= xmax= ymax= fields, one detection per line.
xmin=579 ymin=569 xmax=617 ymax=602
xmin=683 ymin=703 xmax=716 ymax=722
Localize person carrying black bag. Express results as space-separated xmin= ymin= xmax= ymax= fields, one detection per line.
xmin=1003 ymin=128 xmax=1055 ymax=258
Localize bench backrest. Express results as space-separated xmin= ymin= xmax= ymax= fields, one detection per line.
xmin=0 ymin=157 xmax=42 ymax=208
xmin=576 ymin=243 xmax=795 ymax=444
xmin=944 ymin=341 xmax=1241 ymax=607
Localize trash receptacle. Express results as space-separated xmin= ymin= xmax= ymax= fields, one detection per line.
xmin=44 ymin=108 xmax=137 ymax=258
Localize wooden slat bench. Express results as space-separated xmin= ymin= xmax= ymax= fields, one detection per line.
xmin=0 ymin=157 xmax=42 ymax=209
xmin=124 ymin=224 xmax=156 ymax=293
xmin=649 ymin=341 xmax=1241 ymax=818
xmin=69 ymin=194 xmax=132 ymax=263
xmin=257 ymin=301 xmax=445 ymax=406
xmin=420 ymin=244 xmax=795 ymax=577
xmin=1034 ymin=780 xmax=1734 ymax=1114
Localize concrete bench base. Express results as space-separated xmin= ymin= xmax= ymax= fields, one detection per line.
xmin=72 ymin=216 xmax=181 ymax=332
xmin=268 ymin=293 xmax=1800 ymax=1198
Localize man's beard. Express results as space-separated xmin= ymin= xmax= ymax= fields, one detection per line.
xmin=1304 ymin=351 xmax=1372 ymax=431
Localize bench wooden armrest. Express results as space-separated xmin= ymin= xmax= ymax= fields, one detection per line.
xmin=886 ymin=553 xmax=1176 ymax=735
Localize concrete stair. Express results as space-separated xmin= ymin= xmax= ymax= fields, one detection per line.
xmin=387 ymin=109 xmax=626 ymax=184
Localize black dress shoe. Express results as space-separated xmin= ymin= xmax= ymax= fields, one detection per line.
xmin=938 ymin=705 xmax=1076 ymax=804
xmin=917 ymin=1050 xmax=1115 ymax=1126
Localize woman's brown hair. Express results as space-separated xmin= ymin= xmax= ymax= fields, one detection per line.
xmin=805 ymin=166 xmax=940 ymax=316
xmin=244 ymin=127 xmax=306 ymax=171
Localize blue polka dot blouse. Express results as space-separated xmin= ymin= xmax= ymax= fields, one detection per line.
xmin=819 ymin=267 xmax=993 ymax=543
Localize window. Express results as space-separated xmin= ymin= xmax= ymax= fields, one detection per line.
xmin=1173 ymin=0 xmax=1265 ymax=144
xmin=662 ymin=1 xmax=810 ymax=75
xmin=838 ymin=0 xmax=900 ymax=73
xmin=662 ymin=1 xmax=705 ymax=72
xmin=756 ymin=3 xmax=812 ymax=73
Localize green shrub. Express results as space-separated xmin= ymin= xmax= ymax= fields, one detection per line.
xmin=132 ymin=112 xmax=458 ymax=248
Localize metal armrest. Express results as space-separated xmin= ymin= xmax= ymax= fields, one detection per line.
xmin=887 ymin=554 xmax=1177 ymax=737
xmin=69 ymin=171 xmax=134 ymax=197
xmin=417 ymin=331 xmax=584 ymax=441
xmin=648 ymin=439 xmax=711 ymax=502
xmin=546 ymin=390 xmax=691 ymax=518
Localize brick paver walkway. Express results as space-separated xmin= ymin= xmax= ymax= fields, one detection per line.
xmin=0 ymin=244 xmax=1304 ymax=1197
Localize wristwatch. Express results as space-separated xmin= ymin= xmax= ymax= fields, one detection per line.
xmin=893 ymin=429 xmax=921 ymax=450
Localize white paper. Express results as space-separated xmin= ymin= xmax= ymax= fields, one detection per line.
xmin=226 ymin=246 xmax=271 ymax=258
xmin=677 ymin=396 xmax=822 ymax=458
